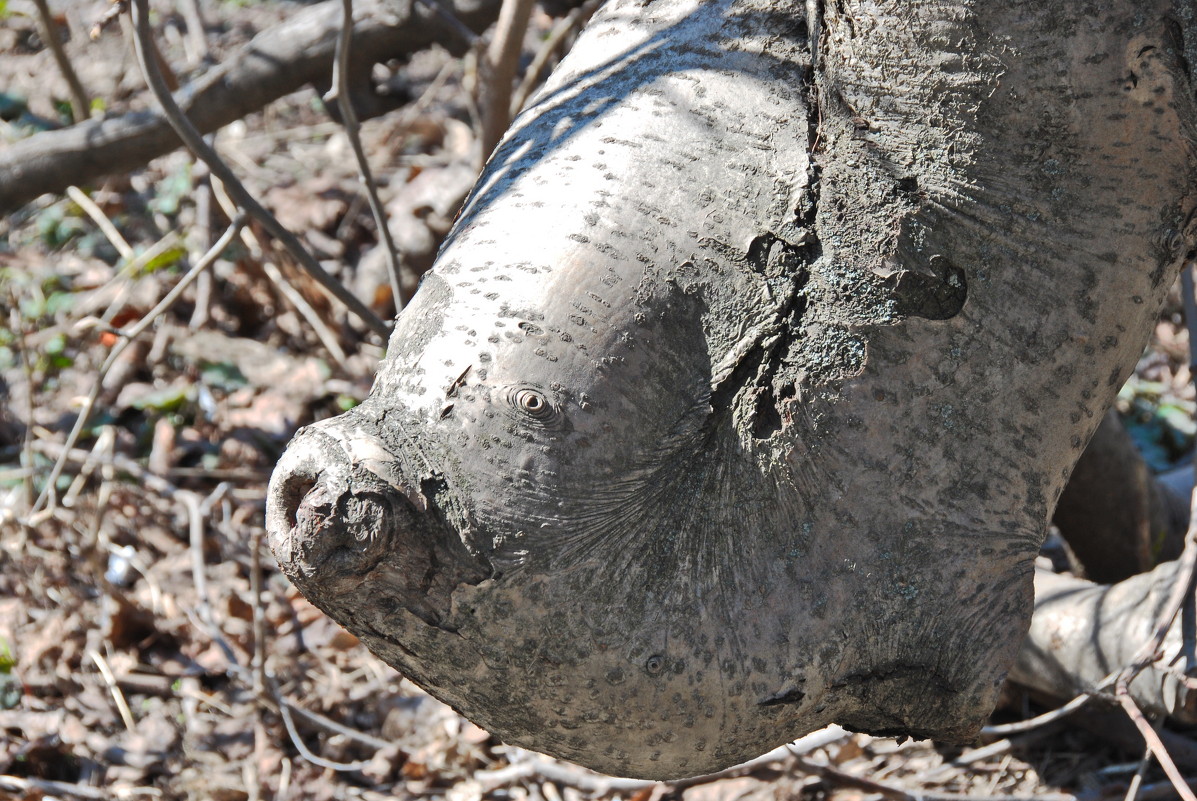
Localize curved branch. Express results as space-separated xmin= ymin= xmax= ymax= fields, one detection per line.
xmin=0 ymin=0 xmax=503 ymax=214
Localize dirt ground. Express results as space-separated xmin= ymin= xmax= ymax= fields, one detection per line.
xmin=3 ymin=1 xmax=1197 ymax=799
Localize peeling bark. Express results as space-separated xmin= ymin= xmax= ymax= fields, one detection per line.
xmin=268 ymin=0 xmax=1197 ymax=780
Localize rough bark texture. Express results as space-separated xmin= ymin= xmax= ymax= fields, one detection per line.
xmin=268 ymin=0 xmax=1197 ymax=780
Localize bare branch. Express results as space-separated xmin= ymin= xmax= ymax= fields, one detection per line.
xmin=509 ymin=0 xmax=601 ymax=117
xmin=128 ymin=0 xmax=390 ymax=339
xmin=31 ymin=0 xmax=91 ymax=122
xmin=1114 ymin=688 xmax=1197 ymax=801
xmin=478 ymin=0 xmax=536 ymax=160
xmin=327 ymin=0 xmax=404 ymax=315
xmin=0 ymin=0 xmax=504 ymax=215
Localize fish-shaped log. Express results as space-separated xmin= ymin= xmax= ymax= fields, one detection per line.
xmin=267 ymin=0 xmax=1197 ymax=780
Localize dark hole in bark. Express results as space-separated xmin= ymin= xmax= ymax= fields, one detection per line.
xmin=279 ymin=475 xmax=317 ymax=530
xmin=757 ymin=687 xmax=807 ymax=706
xmin=753 ymin=388 xmax=784 ymax=440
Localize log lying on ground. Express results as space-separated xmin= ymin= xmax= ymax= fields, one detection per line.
xmin=0 ymin=0 xmax=501 ymax=214
xmin=267 ymin=0 xmax=1197 ymax=780
xmin=1013 ymin=564 xmax=1197 ymax=724
xmin=1053 ymin=411 xmax=1188 ymax=582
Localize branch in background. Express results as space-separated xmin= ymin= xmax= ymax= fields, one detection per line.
xmin=509 ymin=0 xmax=602 ymax=117
xmin=31 ymin=0 xmax=91 ymax=122
xmin=477 ymin=0 xmax=537 ymax=161
xmin=177 ymin=0 xmax=211 ymax=65
xmin=1053 ymin=410 xmax=1189 ymax=583
xmin=327 ymin=0 xmax=404 ymax=316
xmin=0 ymin=0 xmax=505 ymax=214
xmin=416 ymin=0 xmax=482 ymax=48
xmin=1012 ymin=559 xmax=1197 ymax=728
xmin=129 ymin=0 xmax=390 ymax=339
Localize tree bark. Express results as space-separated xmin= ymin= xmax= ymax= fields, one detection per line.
xmin=1012 ymin=564 xmax=1197 ymax=724
xmin=1052 ymin=410 xmax=1188 ymax=582
xmin=267 ymin=0 xmax=1197 ymax=780
xmin=0 ymin=0 xmax=502 ymax=214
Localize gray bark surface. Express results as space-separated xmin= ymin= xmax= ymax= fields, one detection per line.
xmin=268 ymin=0 xmax=1197 ymax=779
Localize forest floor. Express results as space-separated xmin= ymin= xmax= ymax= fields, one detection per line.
xmin=3 ymin=1 xmax=1197 ymax=800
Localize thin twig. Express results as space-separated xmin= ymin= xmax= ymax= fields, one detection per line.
xmin=32 ymin=440 xmax=185 ymax=499
xmin=188 ymin=158 xmax=214 ymax=328
xmin=249 ymin=525 xmax=268 ymax=801
xmin=208 ymin=176 xmax=351 ymax=366
xmin=981 ymin=691 xmax=1096 ymax=736
xmin=128 ymin=0 xmax=390 ymax=339
xmin=1124 ymin=740 xmax=1154 ymax=801
xmin=509 ymin=0 xmax=601 ymax=117
xmin=62 ymin=424 xmax=113 ymax=508
xmin=918 ymin=738 xmax=1015 ymax=783
xmin=28 ymin=216 xmax=245 ymax=516
xmin=277 ymin=693 xmax=374 ymax=772
xmin=280 ymin=699 xmax=393 ymax=751
xmin=0 ymin=774 xmax=129 ymax=800
xmin=182 ymin=484 xmax=237 ymax=668
xmin=326 ymin=0 xmax=404 ymax=314
xmin=89 ymin=648 xmax=137 ymax=731
xmin=9 ymin=298 xmax=36 ymax=511
xmin=415 ymin=0 xmax=480 ymax=47
xmin=31 ymin=0 xmax=91 ymax=122
xmin=1131 ymin=777 xmax=1197 ymax=801
xmin=1115 ymin=687 xmax=1197 ymax=801
xmin=790 ymin=756 xmax=1075 ymax=801
xmin=251 ymin=528 xmax=267 ymax=698
xmin=89 ymin=0 xmax=127 ymax=40
xmin=1117 ymin=486 xmax=1197 ymax=686
xmin=177 ymin=0 xmax=209 ymax=65
xmin=67 ymin=186 xmax=134 ymax=261
xmin=478 ymin=726 xmax=849 ymax=793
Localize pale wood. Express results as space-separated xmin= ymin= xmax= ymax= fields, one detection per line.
xmin=268 ymin=0 xmax=1197 ymax=779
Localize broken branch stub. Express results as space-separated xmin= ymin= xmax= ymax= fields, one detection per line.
xmin=267 ymin=0 xmax=1197 ymax=780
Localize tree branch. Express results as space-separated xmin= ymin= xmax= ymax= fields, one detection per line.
xmin=326 ymin=0 xmax=404 ymax=315
xmin=129 ymin=0 xmax=391 ymax=339
xmin=1012 ymin=561 xmax=1197 ymax=726
xmin=0 ymin=0 xmax=503 ymax=214
xmin=31 ymin=0 xmax=91 ymax=122
xmin=478 ymin=0 xmax=536 ymax=160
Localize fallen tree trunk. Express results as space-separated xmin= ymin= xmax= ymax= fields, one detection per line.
xmin=1052 ymin=411 xmax=1188 ymax=582
xmin=267 ymin=0 xmax=1197 ymax=780
xmin=0 ymin=0 xmax=501 ymax=214
xmin=1013 ymin=563 xmax=1197 ymax=724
